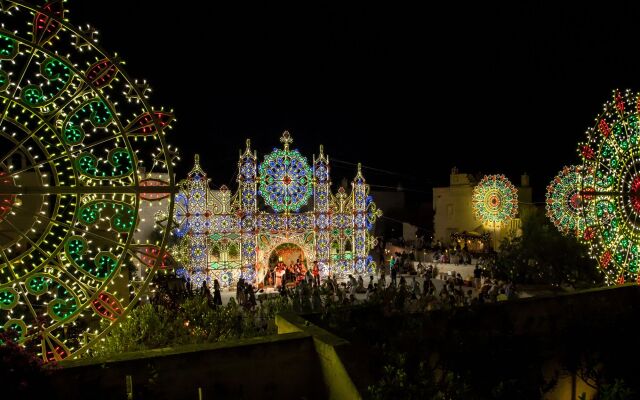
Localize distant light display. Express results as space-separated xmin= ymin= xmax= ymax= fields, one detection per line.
xmin=0 ymin=1 xmax=176 ymax=361
xmin=578 ymin=89 xmax=640 ymax=284
xmin=472 ymin=174 xmax=518 ymax=226
xmin=546 ymin=165 xmax=595 ymax=237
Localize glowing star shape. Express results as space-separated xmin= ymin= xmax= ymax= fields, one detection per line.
xmin=577 ymin=89 xmax=640 ymax=284
xmin=546 ymin=165 xmax=595 ymax=237
xmin=0 ymin=3 xmax=176 ymax=362
xmin=472 ymin=174 xmax=518 ymax=227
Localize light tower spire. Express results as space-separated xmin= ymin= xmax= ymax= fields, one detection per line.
xmin=280 ymin=130 xmax=293 ymax=150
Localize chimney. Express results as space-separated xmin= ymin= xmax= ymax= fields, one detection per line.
xmin=521 ymin=172 xmax=530 ymax=187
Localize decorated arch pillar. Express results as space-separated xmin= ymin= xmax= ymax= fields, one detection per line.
xmin=314 ymin=144 xmax=331 ymax=276
xmin=238 ymin=139 xmax=258 ymax=283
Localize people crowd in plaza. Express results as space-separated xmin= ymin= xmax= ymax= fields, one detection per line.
xmin=267 ymin=264 xmax=517 ymax=315
xmin=126 ymin=257 xmax=519 ymax=362
xmin=152 ymin=247 xmax=514 ymax=318
xmin=259 ymin=250 xmax=517 ymax=313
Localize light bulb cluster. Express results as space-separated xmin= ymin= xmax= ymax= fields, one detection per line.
xmin=574 ymin=90 xmax=640 ymax=284
xmin=472 ymin=174 xmax=518 ymax=227
xmin=550 ymin=89 xmax=640 ymax=284
xmin=0 ymin=1 xmax=177 ymax=361
xmin=546 ymin=165 xmax=596 ymax=237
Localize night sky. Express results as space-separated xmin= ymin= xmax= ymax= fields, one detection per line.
xmin=72 ymin=1 xmax=640 ymax=201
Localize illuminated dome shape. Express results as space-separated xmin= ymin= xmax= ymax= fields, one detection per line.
xmin=0 ymin=1 xmax=176 ymax=361
xmin=546 ymin=165 xmax=595 ymax=237
xmin=578 ymin=89 xmax=640 ymax=284
xmin=258 ymin=131 xmax=312 ymax=213
xmin=472 ymin=174 xmax=518 ymax=226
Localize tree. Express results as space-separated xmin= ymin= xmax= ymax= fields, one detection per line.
xmin=494 ymin=208 xmax=601 ymax=286
xmin=92 ymin=289 xmax=293 ymax=357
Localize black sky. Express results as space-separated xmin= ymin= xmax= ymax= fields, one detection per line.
xmin=70 ymin=1 xmax=640 ymax=201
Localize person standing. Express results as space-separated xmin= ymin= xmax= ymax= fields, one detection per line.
xmin=312 ymin=261 xmax=320 ymax=287
xmin=213 ymin=279 xmax=223 ymax=306
xmin=367 ymin=275 xmax=374 ymax=292
xmin=235 ymin=278 xmax=245 ymax=306
xmin=246 ymin=284 xmax=258 ymax=309
xmin=390 ymin=256 xmax=398 ymax=287
xmin=275 ymin=263 xmax=284 ymax=288
xmin=305 ymin=268 xmax=313 ymax=286
xmin=411 ymin=276 xmax=420 ymax=299
xmin=202 ymin=282 xmax=214 ymax=308
xmin=356 ymin=275 xmax=365 ymax=293
xmin=473 ymin=264 xmax=482 ymax=289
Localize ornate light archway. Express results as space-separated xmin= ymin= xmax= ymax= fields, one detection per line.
xmin=256 ymin=233 xmax=317 ymax=282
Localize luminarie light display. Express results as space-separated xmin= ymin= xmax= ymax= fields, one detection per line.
xmin=545 ymin=165 xmax=595 ymax=237
xmin=0 ymin=1 xmax=176 ymax=361
xmin=578 ymin=89 xmax=640 ymax=284
xmin=165 ymin=131 xmax=381 ymax=287
xmin=472 ymin=174 xmax=518 ymax=227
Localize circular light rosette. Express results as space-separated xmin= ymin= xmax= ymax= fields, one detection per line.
xmin=0 ymin=1 xmax=177 ymax=361
xmin=472 ymin=174 xmax=518 ymax=227
xmin=578 ymin=89 xmax=640 ymax=284
xmin=258 ymin=140 xmax=312 ymax=213
xmin=546 ymin=165 xmax=595 ymax=237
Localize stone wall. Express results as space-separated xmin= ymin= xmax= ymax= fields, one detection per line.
xmin=51 ymin=332 xmax=325 ymax=400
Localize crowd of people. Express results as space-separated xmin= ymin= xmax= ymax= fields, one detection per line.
xmin=264 ymin=259 xmax=320 ymax=288
xmin=268 ymin=259 xmax=519 ymax=314
xmin=387 ymin=246 xmax=490 ymax=269
xmin=152 ymin=257 xmax=516 ymax=318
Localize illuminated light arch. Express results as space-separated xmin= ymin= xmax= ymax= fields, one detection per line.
xmin=256 ymin=233 xmax=317 ymax=275
xmin=167 ymin=132 xmax=382 ymax=287
xmin=0 ymin=1 xmax=177 ymax=361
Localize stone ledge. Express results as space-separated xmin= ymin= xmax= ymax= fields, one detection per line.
xmin=61 ymin=331 xmax=310 ymax=369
